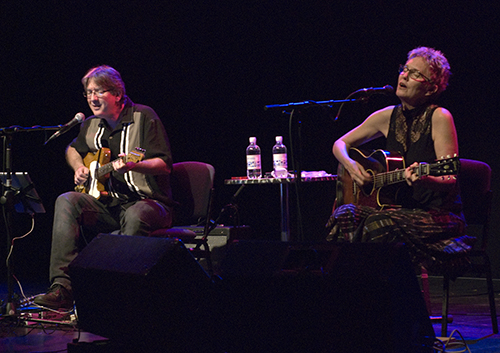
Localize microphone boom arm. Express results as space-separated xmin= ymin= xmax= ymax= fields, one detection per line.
xmin=264 ymin=97 xmax=367 ymax=111
xmin=43 ymin=112 xmax=86 ymax=145
xmin=264 ymin=85 xmax=394 ymax=112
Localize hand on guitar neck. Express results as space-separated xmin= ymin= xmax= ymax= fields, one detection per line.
xmin=74 ymin=147 xmax=145 ymax=199
xmin=112 ymin=152 xmax=139 ymax=174
xmin=404 ymin=161 xmax=427 ymax=186
xmin=336 ymin=148 xmax=460 ymax=209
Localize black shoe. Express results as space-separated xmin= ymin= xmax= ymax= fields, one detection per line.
xmin=34 ymin=284 xmax=73 ymax=309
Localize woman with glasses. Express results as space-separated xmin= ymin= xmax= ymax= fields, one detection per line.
xmin=326 ymin=47 xmax=474 ymax=276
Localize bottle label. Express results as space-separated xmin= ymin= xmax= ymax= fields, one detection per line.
xmin=247 ymin=155 xmax=261 ymax=170
xmin=273 ymin=153 xmax=287 ymax=168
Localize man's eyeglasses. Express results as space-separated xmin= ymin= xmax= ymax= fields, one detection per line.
xmin=399 ymin=65 xmax=433 ymax=84
xmin=83 ymin=89 xmax=111 ymax=98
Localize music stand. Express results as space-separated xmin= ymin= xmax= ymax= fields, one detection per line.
xmin=0 ymin=171 xmax=45 ymax=317
xmin=0 ymin=126 xmax=53 ymax=317
xmin=0 ymin=172 xmax=45 ymax=215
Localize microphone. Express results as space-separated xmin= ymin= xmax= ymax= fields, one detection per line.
xmin=333 ymin=85 xmax=394 ymax=121
xmin=353 ymin=85 xmax=394 ymax=96
xmin=44 ymin=112 xmax=86 ymax=145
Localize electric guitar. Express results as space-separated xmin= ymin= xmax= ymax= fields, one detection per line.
xmin=74 ymin=147 xmax=145 ymax=199
xmin=335 ymin=148 xmax=460 ymax=209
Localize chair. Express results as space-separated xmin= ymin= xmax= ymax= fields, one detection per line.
xmin=150 ymin=161 xmax=216 ymax=274
xmin=422 ymin=159 xmax=498 ymax=337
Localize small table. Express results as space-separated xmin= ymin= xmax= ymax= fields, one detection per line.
xmin=224 ymin=175 xmax=337 ymax=241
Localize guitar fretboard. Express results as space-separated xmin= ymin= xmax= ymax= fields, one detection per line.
xmin=95 ymin=149 xmax=145 ymax=178
xmin=97 ymin=163 xmax=115 ymax=178
xmin=373 ymin=164 xmax=430 ymax=188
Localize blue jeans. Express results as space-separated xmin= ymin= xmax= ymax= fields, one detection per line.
xmin=49 ymin=192 xmax=172 ymax=290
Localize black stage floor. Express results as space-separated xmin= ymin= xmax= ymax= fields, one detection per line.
xmin=1 ymin=276 xmax=499 ymax=352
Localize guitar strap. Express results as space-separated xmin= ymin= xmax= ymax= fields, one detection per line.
xmin=94 ymin=148 xmax=104 ymax=180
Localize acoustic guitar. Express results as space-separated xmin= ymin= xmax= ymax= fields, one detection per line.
xmin=335 ymin=148 xmax=460 ymax=209
xmin=74 ymin=147 xmax=145 ymax=199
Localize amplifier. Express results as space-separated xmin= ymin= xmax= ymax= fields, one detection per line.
xmin=170 ymin=225 xmax=251 ymax=272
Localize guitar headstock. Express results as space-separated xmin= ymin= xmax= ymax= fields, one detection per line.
xmin=126 ymin=147 xmax=146 ymax=163
xmin=429 ymin=154 xmax=460 ymax=176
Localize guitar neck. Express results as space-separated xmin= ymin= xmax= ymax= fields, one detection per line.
xmin=96 ymin=160 xmax=117 ymax=178
xmin=95 ymin=149 xmax=145 ymax=178
xmin=373 ymin=164 xmax=431 ymax=188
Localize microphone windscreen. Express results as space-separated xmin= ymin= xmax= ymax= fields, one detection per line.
xmin=75 ymin=112 xmax=86 ymax=123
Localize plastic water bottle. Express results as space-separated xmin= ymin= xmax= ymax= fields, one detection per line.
xmin=272 ymin=136 xmax=288 ymax=178
xmin=246 ymin=137 xmax=262 ymax=179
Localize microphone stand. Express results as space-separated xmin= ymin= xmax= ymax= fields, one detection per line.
xmin=0 ymin=125 xmax=59 ymax=317
xmin=264 ymin=96 xmax=371 ymax=242
xmin=264 ymin=97 xmax=368 ymax=111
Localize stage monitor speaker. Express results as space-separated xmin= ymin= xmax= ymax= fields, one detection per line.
xmin=68 ymin=234 xmax=219 ymax=352
xmin=218 ymin=240 xmax=436 ymax=353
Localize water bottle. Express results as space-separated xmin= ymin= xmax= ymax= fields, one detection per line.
xmin=246 ymin=137 xmax=262 ymax=179
xmin=272 ymin=136 xmax=288 ymax=178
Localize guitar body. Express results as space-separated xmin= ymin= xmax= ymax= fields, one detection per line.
xmin=74 ymin=147 xmax=145 ymax=199
xmin=75 ymin=148 xmax=112 ymax=198
xmin=336 ymin=148 xmax=405 ymax=209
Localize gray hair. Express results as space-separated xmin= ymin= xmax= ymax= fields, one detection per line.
xmin=408 ymin=47 xmax=451 ymax=97
xmin=82 ymin=65 xmax=126 ymax=104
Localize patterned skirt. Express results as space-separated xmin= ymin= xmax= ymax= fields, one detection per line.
xmin=325 ymin=204 xmax=476 ymax=278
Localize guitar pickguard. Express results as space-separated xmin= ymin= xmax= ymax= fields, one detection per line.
xmin=74 ymin=148 xmax=111 ymax=199
xmin=87 ymin=160 xmax=103 ymax=199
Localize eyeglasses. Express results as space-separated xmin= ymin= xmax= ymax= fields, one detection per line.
xmin=399 ymin=65 xmax=433 ymax=84
xmin=83 ymin=89 xmax=111 ymax=98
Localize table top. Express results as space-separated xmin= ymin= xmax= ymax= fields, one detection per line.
xmin=224 ymin=175 xmax=337 ymax=185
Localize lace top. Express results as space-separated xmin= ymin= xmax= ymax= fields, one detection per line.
xmin=386 ymin=104 xmax=462 ymax=214
xmin=386 ymin=104 xmax=437 ymax=164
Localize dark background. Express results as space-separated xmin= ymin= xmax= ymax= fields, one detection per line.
xmin=1 ymin=1 xmax=499 ymax=283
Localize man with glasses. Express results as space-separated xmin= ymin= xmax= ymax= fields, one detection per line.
xmin=35 ymin=65 xmax=175 ymax=309
xmin=326 ymin=47 xmax=474 ymax=274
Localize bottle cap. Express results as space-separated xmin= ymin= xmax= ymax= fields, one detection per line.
xmin=249 ymin=137 xmax=256 ymax=143
xmin=275 ymin=136 xmax=283 ymax=143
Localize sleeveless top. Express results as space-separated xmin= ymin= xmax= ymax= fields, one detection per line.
xmin=386 ymin=104 xmax=462 ymax=214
